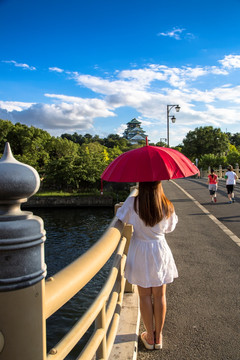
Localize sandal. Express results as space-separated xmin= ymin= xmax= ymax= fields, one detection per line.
xmin=154 ymin=333 xmax=163 ymax=349
xmin=141 ymin=332 xmax=154 ymax=350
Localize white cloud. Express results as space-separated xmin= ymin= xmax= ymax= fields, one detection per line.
xmin=2 ymin=60 xmax=36 ymax=70
xmin=44 ymin=93 xmax=116 ymax=116
xmin=157 ymin=27 xmax=195 ymax=41
xmin=138 ymin=118 xmax=153 ymax=127
xmin=73 ymin=74 xmax=132 ymax=95
xmin=0 ymin=95 xmax=116 ymax=131
xmin=210 ymin=85 xmax=240 ymax=103
xmin=115 ymin=123 xmax=127 ymax=136
xmin=49 ymin=67 xmax=64 ymax=73
xmin=210 ymin=66 xmax=228 ymax=75
xmin=0 ymin=101 xmax=34 ymax=111
xmin=219 ymin=55 xmax=240 ymax=69
xmin=157 ymin=27 xmax=185 ymax=40
xmin=119 ymin=67 xmax=167 ymax=86
xmin=2 ymin=54 xmax=240 ymax=144
xmin=71 ymin=63 xmax=226 ymax=98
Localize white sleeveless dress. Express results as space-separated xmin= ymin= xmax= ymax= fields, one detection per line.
xmin=116 ymin=196 xmax=178 ymax=288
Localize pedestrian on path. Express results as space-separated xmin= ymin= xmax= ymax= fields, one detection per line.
xmin=116 ymin=181 xmax=178 ymax=351
xmin=207 ymin=168 xmax=218 ymax=203
xmin=225 ymin=165 xmax=238 ymax=203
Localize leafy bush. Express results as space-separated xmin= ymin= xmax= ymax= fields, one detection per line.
xmin=198 ymin=154 xmax=227 ymax=169
xmin=226 ymin=150 xmax=240 ymax=166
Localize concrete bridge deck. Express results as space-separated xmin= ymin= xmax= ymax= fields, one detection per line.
xmin=112 ymin=178 xmax=240 ymax=360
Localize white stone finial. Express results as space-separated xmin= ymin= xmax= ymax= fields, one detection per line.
xmin=0 ymin=142 xmax=17 ymax=162
xmin=0 ymin=142 xmax=40 ymax=202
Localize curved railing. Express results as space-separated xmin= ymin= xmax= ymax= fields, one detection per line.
xmin=45 ymin=213 xmax=134 ymax=360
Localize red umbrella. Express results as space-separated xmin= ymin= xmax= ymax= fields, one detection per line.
xmin=101 ymin=138 xmax=199 ymax=188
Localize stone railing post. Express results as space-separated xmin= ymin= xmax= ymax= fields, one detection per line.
xmin=0 ymin=143 xmax=47 ymax=360
xmin=219 ymin=165 xmax=222 ymax=178
xmin=235 ymin=163 xmax=239 ymax=177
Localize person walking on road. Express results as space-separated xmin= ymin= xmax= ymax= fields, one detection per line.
xmin=225 ymin=165 xmax=238 ymax=203
xmin=116 ymin=181 xmax=178 ymax=350
xmin=207 ymin=168 xmax=218 ymax=203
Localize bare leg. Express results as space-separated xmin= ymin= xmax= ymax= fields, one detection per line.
xmin=152 ymin=285 xmax=167 ymax=344
xmin=214 ymin=192 xmax=217 ymax=202
xmin=138 ymin=286 xmax=154 ymax=344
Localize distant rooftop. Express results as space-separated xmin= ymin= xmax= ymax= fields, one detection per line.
xmin=126 ymin=118 xmax=141 ymax=124
xmin=123 ymin=118 xmax=148 ymax=144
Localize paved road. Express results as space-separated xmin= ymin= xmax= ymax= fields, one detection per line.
xmin=137 ymin=178 xmax=240 ymax=360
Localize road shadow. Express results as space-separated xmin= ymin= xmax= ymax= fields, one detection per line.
xmin=171 ymin=199 xmax=192 ymax=203
xmin=201 ymin=201 xmax=234 ymax=206
xmin=218 ymin=215 xmax=240 ymax=222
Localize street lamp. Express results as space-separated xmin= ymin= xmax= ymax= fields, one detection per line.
xmin=167 ymin=104 xmax=180 ymax=147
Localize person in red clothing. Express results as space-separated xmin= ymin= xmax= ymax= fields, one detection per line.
xmin=207 ymin=168 xmax=218 ymax=203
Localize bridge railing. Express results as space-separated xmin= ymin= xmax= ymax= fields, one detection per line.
xmin=207 ymin=164 xmax=239 ymax=178
xmin=46 ymin=217 xmax=134 ymax=360
xmin=0 ymin=142 xmax=136 ymax=360
xmin=200 ymin=164 xmax=239 ymax=178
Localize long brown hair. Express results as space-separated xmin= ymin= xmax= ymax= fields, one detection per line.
xmin=210 ymin=168 xmax=215 ymax=179
xmin=134 ymin=181 xmax=174 ymax=227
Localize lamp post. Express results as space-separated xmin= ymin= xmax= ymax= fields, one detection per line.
xmin=167 ymin=104 xmax=180 ymax=147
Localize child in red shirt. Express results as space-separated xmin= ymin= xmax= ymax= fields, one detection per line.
xmin=207 ymin=169 xmax=218 ymax=203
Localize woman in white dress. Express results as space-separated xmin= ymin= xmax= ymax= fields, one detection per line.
xmin=116 ymin=181 xmax=178 ymax=350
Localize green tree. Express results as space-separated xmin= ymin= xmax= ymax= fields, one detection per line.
xmin=46 ymin=137 xmax=79 ymax=159
xmin=171 ymin=146 xmax=182 ymax=152
xmin=83 ymin=134 xmax=93 ymax=144
xmin=107 ymin=146 xmax=123 ymax=162
xmin=61 ymin=132 xmax=86 ymax=145
xmin=44 ymin=156 xmax=80 ymax=190
xmin=102 ymin=134 xmax=130 ymax=151
xmin=42 ymin=137 xmax=80 ymax=189
xmin=5 ymin=122 xmax=32 ymax=155
xmin=155 ymin=141 xmax=167 ymax=147
xmin=228 ymin=132 xmax=240 ymax=148
xmin=1 ymin=121 xmax=52 ymax=174
xmin=0 ymin=119 xmax=14 ymax=151
xmin=198 ymin=154 xmax=227 ymax=169
xmin=77 ymin=142 xmax=110 ymax=187
xmin=226 ymin=145 xmax=240 ymax=166
xmin=182 ymin=126 xmax=229 ymax=160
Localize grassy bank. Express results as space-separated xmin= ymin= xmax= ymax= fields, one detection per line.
xmin=35 ymin=189 xmax=129 ymax=203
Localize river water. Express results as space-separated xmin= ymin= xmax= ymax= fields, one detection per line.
xmin=33 ymin=207 xmax=114 ymax=359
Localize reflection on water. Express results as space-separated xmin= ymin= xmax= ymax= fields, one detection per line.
xmin=33 ymin=207 xmax=114 ymax=359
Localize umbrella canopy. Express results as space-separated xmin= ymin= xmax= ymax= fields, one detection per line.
xmin=101 ymin=139 xmax=199 ymax=183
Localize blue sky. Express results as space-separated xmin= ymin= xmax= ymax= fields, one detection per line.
xmin=1 ymin=0 xmax=240 ymax=146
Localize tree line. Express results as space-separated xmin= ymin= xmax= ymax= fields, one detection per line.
xmin=181 ymin=126 xmax=240 ymax=169
xmin=0 ymin=119 xmax=140 ymax=191
xmin=0 ymin=119 xmax=239 ymax=191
